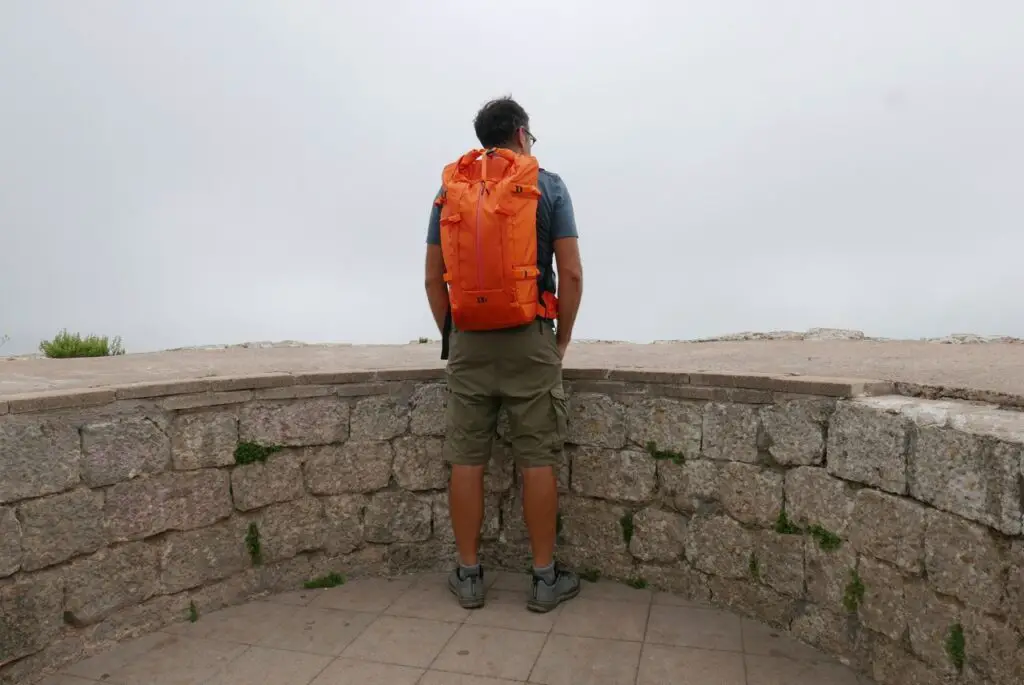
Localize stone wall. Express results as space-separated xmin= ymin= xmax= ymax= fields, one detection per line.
xmin=1 ymin=369 xmax=1022 ymax=684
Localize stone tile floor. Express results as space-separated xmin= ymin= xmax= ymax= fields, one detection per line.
xmin=44 ymin=572 xmax=874 ymax=685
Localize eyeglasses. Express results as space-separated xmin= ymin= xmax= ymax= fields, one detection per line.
xmin=522 ymin=127 xmax=537 ymax=146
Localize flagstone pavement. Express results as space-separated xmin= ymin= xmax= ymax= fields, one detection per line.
xmin=45 ymin=572 xmax=875 ymax=685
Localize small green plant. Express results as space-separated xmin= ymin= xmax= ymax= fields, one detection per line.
xmin=417 ymin=337 xmax=429 ymax=344
xmin=625 ymin=577 xmax=648 ymax=589
xmin=245 ymin=522 xmax=263 ymax=566
xmin=579 ymin=568 xmax=601 ymax=583
xmin=39 ymin=329 xmax=124 ymax=358
xmin=620 ymin=512 xmax=635 ymax=545
xmin=304 ymin=572 xmax=345 ymax=589
xmin=808 ymin=524 xmax=842 ymax=551
xmin=774 ymin=507 xmax=802 ymax=535
xmin=188 ymin=601 xmax=198 ymax=623
xmin=645 ymin=441 xmax=684 ymax=465
xmin=842 ymin=569 xmax=864 ymax=613
xmin=234 ymin=441 xmax=282 ymax=465
xmin=945 ymin=623 xmax=965 ymax=672
xmin=749 ymin=553 xmax=761 ymax=580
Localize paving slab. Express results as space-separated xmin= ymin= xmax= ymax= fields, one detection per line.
xmin=54 ymin=572 xmax=873 ymax=685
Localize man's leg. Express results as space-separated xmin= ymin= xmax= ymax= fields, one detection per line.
xmin=501 ymin=323 xmax=580 ymax=612
xmin=444 ymin=332 xmax=500 ymax=608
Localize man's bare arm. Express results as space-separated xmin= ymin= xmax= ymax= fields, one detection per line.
xmin=424 ymin=244 xmax=449 ymax=334
xmin=553 ymin=237 xmax=583 ymax=355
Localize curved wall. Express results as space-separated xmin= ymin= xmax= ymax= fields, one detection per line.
xmin=1 ymin=368 xmax=1022 ymax=685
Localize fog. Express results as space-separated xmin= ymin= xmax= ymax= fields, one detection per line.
xmin=2 ymin=1 xmax=1022 ymax=356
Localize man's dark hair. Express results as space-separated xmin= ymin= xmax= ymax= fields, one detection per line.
xmin=473 ymin=96 xmax=529 ymax=148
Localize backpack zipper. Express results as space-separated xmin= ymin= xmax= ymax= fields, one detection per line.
xmin=475 ymin=181 xmax=485 ymax=290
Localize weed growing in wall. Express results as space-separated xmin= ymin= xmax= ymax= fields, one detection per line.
xmin=39 ymin=329 xmax=124 ymax=358
xmin=620 ymin=512 xmax=635 ymax=545
xmin=946 ymin=623 xmax=965 ymax=672
xmin=774 ymin=507 xmax=801 ymax=535
xmin=842 ymin=569 xmax=864 ymax=613
xmin=808 ymin=524 xmax=842 ymax=551
xmin=579 ymin=568 xmax=601 ymax=583
xmin=304 ymin=572 xmax=345 ymax=589
xmin=625 ymin=577 xmax=648 ymax=589
xmin=749 ymin=553 xmax=761 ymax=581
xmin=245 ymin=522 xmax=263 ymax=566
xmin=645 ymin=441 xmax=684 ymax=465
xmin=188 ymin=601 xmax=199 ymax=623
xmin=234 ymin=442 xmax=283 ymax=465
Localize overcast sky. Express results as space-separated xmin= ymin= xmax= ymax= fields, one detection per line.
xmin=2 ymin=1 xmax=1022 ymax=356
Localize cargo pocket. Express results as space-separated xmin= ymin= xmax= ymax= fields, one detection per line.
xmin=551 ymin=386 xmax=569 ymax=443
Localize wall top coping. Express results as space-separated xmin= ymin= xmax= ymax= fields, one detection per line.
xmin=2 ymin=339 xmax=1024 ymax=413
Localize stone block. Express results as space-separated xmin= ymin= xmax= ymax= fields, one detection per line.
xmin=805 ymin=536 xmax=856 ymax=611
xmin=858 ymin=557 xmax=907 ymax=641
xmin=706 ymin=576 xmax=797 ymax=628
xmin=0 ymin=507 xmax=20 ymax=577
xmin=625 ymin=397 xmax=702 ymax=458
xmin=484 ymin=442 xmax=513 ymax=493
xmin=848 ymin=489 xmax=927 ymax=574
xmin=961 ymin=610 xmax=1024 ymax=685
xmin=350 ymin=394 xmax=410 ymax=441
xmin=568 ymin=393 xmax=626 ymax=448
xmin=392 ymin=436 xmax=447 ymax=491
xmin=559 ymin=496 xmax=633 ymax=577
xmin=171 ymin=410 xmax=238 ymax=469
xmin=303 ymin=441 xmax=393 ymax=494
xmin=434 ymin=492 xmax=499 ymax=545
xmin=687 ymin=515 xmax=754 ymax=579
xmin=570 ymin=447 xmax=656 ymax=502
xmin=0 ymin=573 xmax=64 ymax=665
xmin=628 ymin=508 xmax=686 ymax=562
xmin=760 ymin=398 xmax=833 ymax=465
xmin=826 ymin=400 xmax=910 ymax=494
xmin=784 ymin=466 xmax=855 ymax=535
xmin=639 ymin=565 xmax=711 ymax=604
xmin=322 ymin=494 xmax=368 ymax=555
xmin=660 ymin=459 xmax=721 ymax=513
xmin=158 ymin=519 xmax=249 ymax=594
xmin=364 ymin=491 xmax=432 ymax=543
xmin=754 ymin=530 xmax=805 ymax=597
xmin=230 ymin=452 xmax=304 ymax=511
xmin=80 ymin=417 xmax=170 ymax=487
xmin=903 ymin=579 xmax=961 ymax=671
xmin=1009 ymin=540 xmax=1024 ymax=634
xmin=105 ymin=470 xmax=232 ymax=542
xmin=924 ymin=508 xmax=1006 ymax=614
xmin=239 ymin=396 xmax=349 ymax=446
xmin=910 ymin=425 xmax=1023 ymax=536
xmin=0 ymin=416 xmax=81 ymax=504
xmin=18 ymin=488 xmax=106 ymax=571
xmin=256 ymin=497 xmax=325 ymax=562
xmin=719 ymin=463 xmax=783 ymax=527
xmin=64 ymin=542 xmax=160 ymax=625
xmin=871 ymin=636 xmax=953 ymax=685
xmin=701 ymin=403 xmax=760 ymax=463
xmin=791 ymin=605 xmax=867 ymax=667
xmin=410 ymin=383 xmax=445 ymax=436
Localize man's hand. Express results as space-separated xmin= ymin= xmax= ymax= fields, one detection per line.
xmin=557 ymin=340 xmax=568 ymax=359
xmin=424 ymin=245 xmax=449 ymax=333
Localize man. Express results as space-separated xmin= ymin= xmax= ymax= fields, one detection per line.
xmin=424 ymin=96 xmax=584 ymax=613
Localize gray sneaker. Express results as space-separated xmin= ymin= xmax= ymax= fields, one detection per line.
xmin=528 ymin=563 xmax=580 ymax=613
xmin=448 ymin=566 xmax=486 ymax=609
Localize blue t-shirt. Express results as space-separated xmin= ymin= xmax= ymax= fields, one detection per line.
xmin=426 ymin=169 xmax=578 ymax=296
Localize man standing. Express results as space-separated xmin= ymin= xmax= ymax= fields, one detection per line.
xmin=424 ymin=96 xmax=584 ymax=613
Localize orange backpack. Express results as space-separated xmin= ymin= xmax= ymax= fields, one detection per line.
xmin=435 ymin=147 xmax=558 ymax=332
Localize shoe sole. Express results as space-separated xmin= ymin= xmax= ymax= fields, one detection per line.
xmin=526 ymin=582 xmax=581 ymax=613
xmin=448 ymin=582 xmax=485 ymax=610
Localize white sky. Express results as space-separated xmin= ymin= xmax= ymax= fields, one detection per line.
xmin=2 ymin=1 xmax=1022 ymax=355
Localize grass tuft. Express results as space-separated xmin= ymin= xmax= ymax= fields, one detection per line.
xmin=304 ymin=572 xmax=345 ymax=589
xmin=234 ymin=442 xmax=283 ymax=465
xmin=39 ymin=329 xmax=124 ymax=358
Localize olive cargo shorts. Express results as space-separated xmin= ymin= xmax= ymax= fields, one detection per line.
xmin=444 ymin=321 xmax=568 ymax=468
